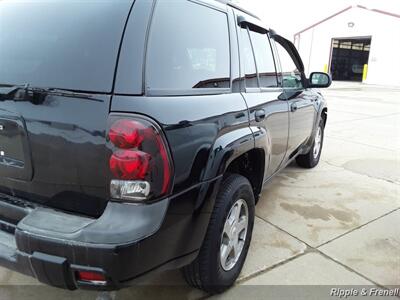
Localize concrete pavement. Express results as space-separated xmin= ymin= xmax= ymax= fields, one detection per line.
xmin=0 ymin=82 xmax=399 ymax=299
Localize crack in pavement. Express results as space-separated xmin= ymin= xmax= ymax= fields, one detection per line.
xmin=315 ymin=207 xmax=400 ymax=248
xmin=322 ymin=159 xmax=400 ymax=186
xmin=246 ymin=209 xmax=400 ymax=289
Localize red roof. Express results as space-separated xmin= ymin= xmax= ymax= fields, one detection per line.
xmin=294 ymin=5 xmax=400 ymax=38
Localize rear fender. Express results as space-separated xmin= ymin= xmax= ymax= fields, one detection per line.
xmin=196 ymin=127 xmax=266 ymax=212
xmin=202 ymin=127 xmax=255 ymax=181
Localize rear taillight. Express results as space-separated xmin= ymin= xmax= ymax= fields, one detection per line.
xmin=110 ymin=150 xmax=150 ymax=180
xmin=109 ymin=119 xmax=146 ymax=149
xmin=108 ymin=116 xmax=173 ymax=202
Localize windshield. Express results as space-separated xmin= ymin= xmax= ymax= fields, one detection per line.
xmin=0 ymin=0 xmax=132 ymax=93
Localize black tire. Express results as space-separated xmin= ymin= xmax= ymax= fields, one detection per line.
xmin=296 ymin=119 xmax=325 ymax=168
xmin=182 ymin=174 xmax=255 ymax=294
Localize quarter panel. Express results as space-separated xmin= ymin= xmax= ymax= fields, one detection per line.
xmin=111 ymin=93 xmax=250 ymax=193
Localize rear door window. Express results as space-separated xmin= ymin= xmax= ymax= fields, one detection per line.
xmin=239 ymin=28 xmax=258 ymax=88
xmin=0 ymin=1 xmax=132 ymax=93
xmin=146 ymin=0 xmax=230 ymax=93
xmin=248 ymin=31 xmax=278 ymax=88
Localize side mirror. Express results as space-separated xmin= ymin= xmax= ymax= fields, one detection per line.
xmin=308 ymin=72 xmax=332 ymax=88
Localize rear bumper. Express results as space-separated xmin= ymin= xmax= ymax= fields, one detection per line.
xmin=0 ymin=228 xmax=197 ymax=290
xmin=0 ymin=199 xmax=173 ymax=290
xmin=0 ymin=179 xmax=220 ymax=290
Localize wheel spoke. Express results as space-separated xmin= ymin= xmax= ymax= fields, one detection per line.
xmin=220 ymin=243 xmax=232 ymax=268
xmin=232 ymin=238 xmax=240 ymax=258
xmin=233 ymin=202 xmax=242 ymax=223
xmin=223 ymin=218 xmax=233 ymax=239
xmin=235 ymin=217 xmax=247 ymax=236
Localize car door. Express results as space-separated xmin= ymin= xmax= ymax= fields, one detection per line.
xmin=236 ymin=16 xmax=289 ymax=179
xmin=272 ymin=37 xmax=316 ymax=158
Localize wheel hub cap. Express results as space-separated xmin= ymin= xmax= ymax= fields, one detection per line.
xmin=220 ymin=199 xmax=249 ymax=271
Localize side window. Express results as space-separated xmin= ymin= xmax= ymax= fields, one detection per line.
xmin=275 ymin=43 xmax=303 ymax=89
xmin=146 ymin=1 xmax=230 ymax=92
xmin=239 ymin=28 xmax=258 ymax=88
xmin=248 ymin=31 xmax=278 ymax=88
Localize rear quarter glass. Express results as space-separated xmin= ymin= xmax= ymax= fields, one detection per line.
xmin=146 ymin=0 xmax=230 ymax=92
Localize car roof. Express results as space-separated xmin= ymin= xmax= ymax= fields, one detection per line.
xmin=214 ymin=0 xmax=261 ymax=20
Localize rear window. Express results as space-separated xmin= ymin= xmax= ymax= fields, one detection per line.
xmin=0 ymin=0 xmax=132 ymax=93
xmin=146 ymin=0 xmax=230 ymax=93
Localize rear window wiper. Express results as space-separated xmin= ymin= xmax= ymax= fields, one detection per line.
xmin=25 ymin=85 xmax=95 ymax=100
xmin=0 ymin=84 xmax=26 ymax=99
xmin=0 ymin=83 xmax=94 ymax=100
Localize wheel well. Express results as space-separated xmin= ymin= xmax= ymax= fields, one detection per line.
xmin=321 ymin=108 xmax=328 ymax=127
xmin=225 ymin=149 xmax=265 ymax=202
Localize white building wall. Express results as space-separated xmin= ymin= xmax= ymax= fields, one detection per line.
xmin=296 ymin=7 xmax=400 ymax=86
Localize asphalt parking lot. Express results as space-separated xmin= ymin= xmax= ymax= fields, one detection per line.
xmin=0 ymin=82 xmax=399 ymax=300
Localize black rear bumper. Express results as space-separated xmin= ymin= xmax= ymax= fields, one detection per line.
xmin=0 ymin=198 xmax=172 ymax=290
xmin=0 ymin=179 xmax=219 ymax=290
xmin=0 ymin=229 xmax=197 ymax=290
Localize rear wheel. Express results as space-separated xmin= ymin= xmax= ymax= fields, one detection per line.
xmin=182 ymin=174 xmax=255 ymax=294
xmin=296 ymin=119 xmax=324 ymax=168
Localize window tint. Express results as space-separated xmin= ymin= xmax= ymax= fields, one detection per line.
xmin=0 ymin=1 xmax=131 ymax=92
xmin=146 ymin=1 xmax=230 ymax=91
xmin=249 ymin=31 xmax=278 ymax=87
xmin=276 ymin=43 xmax=303 ymax=89
xmin=239 ymin=28 xmax=258 ymax=88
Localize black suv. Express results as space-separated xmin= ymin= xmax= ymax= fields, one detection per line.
xmin=0 ymin=0 xmax=331 ymax=294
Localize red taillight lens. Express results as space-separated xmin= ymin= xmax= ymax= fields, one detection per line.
xmin=109 ymin=150 xmax=150 ymax=180
xmin=108 ymin=116 xmax=173 ymax=202
xmin=109 ymin=119 xmax=146 ymax=149
xmin=76 ymin=271 xmax=106 ymax=283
